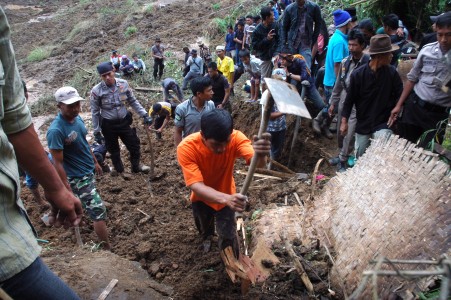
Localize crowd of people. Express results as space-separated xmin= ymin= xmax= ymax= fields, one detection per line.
xmin=0 ymin=1 xmax=450 ymax=298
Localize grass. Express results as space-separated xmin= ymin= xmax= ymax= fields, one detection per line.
xmin=30 ymin=94 xmax=57 ymax=117
xmin=66 ymin=20 xmax=94 ymax=41
xmin=100 ymin=7 xmax=120 ymax=15
xmin=144 ymin=4 xmax=153 ymax=13
xmin=212 ymin=3 xmax=221 ymax=11
xmin=79 ymin=0 xmax=91 ymax=4
xmin=124 ymin=26 xmax=138 ymax=37
xmin=27 ymin=47 xmax=51 ymax=62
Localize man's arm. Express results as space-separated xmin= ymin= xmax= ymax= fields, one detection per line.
xmin=90 ymin=89 xmax=102 ymax=133
xmin=49 ymin=149 xmax=71 ymax=191
xmin=221 ymin=86 xmax=231 ymax=108
xmin=311 ymin=5 xmax=322 ymax=45
xmin=388 ymin=80 xmax=415 ymax=127
xmin=174 ymin=126 xmax=183 ymax=146
xmin=333 ymin=62 xmax=341 ymax=79
xmin=190 ymin=182 xmax=247 ymax=212
xmin=8 ymin=126 xmax=82 ymax=227
xmin=329 ymin=62 xmax=345 ymax=115
xmin=90 ymin=149 xmax=103 ymax=175
xmin=158 ymin=112 xmax=171 ymax=133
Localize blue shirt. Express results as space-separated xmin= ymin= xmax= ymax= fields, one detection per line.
xmin=323 ymin=30 xmax=349 ymax=87
xmin=272 ymin=7 xmax=279 ymax=20
xmin=225 ymin=32 xmax=235 ymax=51
xmin=47 ymin=113 xmax=94 ymax=178
xmin=267 ymin=104 xmax=286 ymax=132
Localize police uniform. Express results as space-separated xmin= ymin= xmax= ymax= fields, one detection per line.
xmin=90 ymin=78 xmax=148 ymax=173
xmin=400 ymin=41 xmax=451 ymax=146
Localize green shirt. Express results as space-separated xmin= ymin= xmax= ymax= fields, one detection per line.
xmin=0 ymin=6 xmax=41 ymax=281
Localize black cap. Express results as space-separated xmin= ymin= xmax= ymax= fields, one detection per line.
xmin=97 ymin=62 xmax=114 ymax=75
xmin=344 ymin=7 xmax=357 ymax=22
xmin=153 ymin=103 xmax=162 ymax=113
xmin=191 ymin=49 xmax=197 ymax=54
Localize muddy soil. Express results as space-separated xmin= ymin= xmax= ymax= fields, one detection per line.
xmin=4 ymin=1 xmax=342 ymax=298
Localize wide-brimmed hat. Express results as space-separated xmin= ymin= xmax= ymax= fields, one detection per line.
xmin=364 ymin=34 xmax=399 ymax=55
xmin=430 ymin=13 xmax=444 ymax=23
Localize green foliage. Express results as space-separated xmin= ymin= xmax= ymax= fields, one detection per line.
xmin=100 ymin=7 xmax=120 ymax=15
xmin=79 ymin=0 xmax=91 ymax=4
xmin=144 ymin=4 xmax=153 ymax=13
xmin=27 ymin=47 xmax=51 ymax=62
xmin=125 ymin=26 xmax=138 ymax=37
xmin=212 ymin=18 xmax=229 ymax=34
xmin=126 ymin=0 xmax=135 ymax=6
xmin=67 ymin=20 xmax=94 ymax=41
xmin=212 ymin=3 xmax=221 ymax=11
xmin=30 ymin=94 xmax=57 ymax=117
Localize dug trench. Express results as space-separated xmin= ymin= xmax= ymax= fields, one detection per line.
xmin=21 ymin=97 xmax=340 ymax=299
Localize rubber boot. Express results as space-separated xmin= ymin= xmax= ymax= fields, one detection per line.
xmin=110 ymin=152 xmax=124 ymax=175
xmin=131 ymin=158 xmax=150 ymax=174
xmin=312 ymin=110 xmax=324 ymax=135
xmin=321 ymin=118 xmax=334 ymax=139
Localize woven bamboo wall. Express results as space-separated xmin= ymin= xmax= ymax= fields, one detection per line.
xmin=311 ymin=135 xmax=450 ymax=296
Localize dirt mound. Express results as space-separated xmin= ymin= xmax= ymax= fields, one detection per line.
xmin=43 ymin=250 xmax=172 ymax=299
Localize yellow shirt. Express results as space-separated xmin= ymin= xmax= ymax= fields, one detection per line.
xmin=217 ymin=56 xmax=235 ymax=85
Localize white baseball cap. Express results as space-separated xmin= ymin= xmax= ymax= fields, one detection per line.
xmin=54 ymin=86 xmax=84 ymax=104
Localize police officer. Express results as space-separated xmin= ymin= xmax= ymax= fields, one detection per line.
xmin=389 ymin=12 xmax=451 ymax=147
xmin=90 ymin=62 xmax=152 ymax=175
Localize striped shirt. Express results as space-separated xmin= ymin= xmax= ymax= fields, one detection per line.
xmin=0 ymin=6 xmax=41 ymax=281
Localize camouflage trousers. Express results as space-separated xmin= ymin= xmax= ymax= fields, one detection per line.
xmin=68 ymin=173 xmax=107 ymax=221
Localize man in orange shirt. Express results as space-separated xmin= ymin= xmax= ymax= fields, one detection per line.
xmin=177 ymin=109 xmax=270 ymax=256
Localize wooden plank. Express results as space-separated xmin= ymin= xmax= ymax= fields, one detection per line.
xmin=97 ymin=278 xmax=118 ymax=300
xmin=255 ymin=168 xmax=295 ymax=179
xmin=135 ymin=87 xmax=163 ymax=92
xmin=281 ymin=235 xmax=314 ymax=295
xmin=236 ymin=170 xmax=282 ymax=180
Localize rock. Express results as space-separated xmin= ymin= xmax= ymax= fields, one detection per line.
xmin=172 ymin=263 xmax=178 ymax=270
xmin=129 ymin=197 xmax=138 ymax=204
xmin=72 ymin=47 xmax=83 ymax=53
xmin=110 ymin=186 xmax=122 ymax=193
xmin=148 ymin=261 xmax=160 ymax=275
xmin=122 ymin=173 xmax=132 ymax=181
xmin=137 ymin=241 xmax=152 ymax=258
xmin=155 ymin=272 xmax=164 ymax=279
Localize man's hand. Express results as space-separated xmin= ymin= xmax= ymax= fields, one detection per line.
xmin=45 ymin=188 xmax=83 ymax=228
xmin=94 ymin=162 xmax=103 ymax=176
xmin=340 ymin=118 xmax=348 ymax=136
xmin=94 ymin=132 xmax=105 ymax=144
xmin=217 ymin=103 xmax=224 ymax=109
xmin=252 ymin=132 xmax=271 ymax=156
xmin=388 ymin=105 xmax=402 ymax=128
xmin=267 ymin=29 xmax=275 ymax=40
xmin=225 ymin=193 xmax=247 ymax=212
xmin=143 ymin=116 xmax=153 ymax=125
xmin=328 ymin=104 xmax=335 ymax=117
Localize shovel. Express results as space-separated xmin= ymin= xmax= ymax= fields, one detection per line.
xmin=144 ymin=127 xmax=155 ymax=177
xmin=229 ymin=78 xmax=311 ymax=294
xmin=288 ymin=80 xmax=310 ymax=168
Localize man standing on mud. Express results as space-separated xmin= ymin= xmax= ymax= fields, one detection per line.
xmin=174 ymin=77 xmax=215 ymax=146
xmin=177 ymin=109 xmax=271 ymax=256
xmin=48 ymin=86 xmax=111 ymax=251
xmin=90 ymin=62 xmax=152 ymax=176
xmin=0 ymin=6 xmax=82 ymax=299
xmin=251 ymin=7 xmax=280 ymax=90
xmin=151 ymin=37 xmax=165 ymax=81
